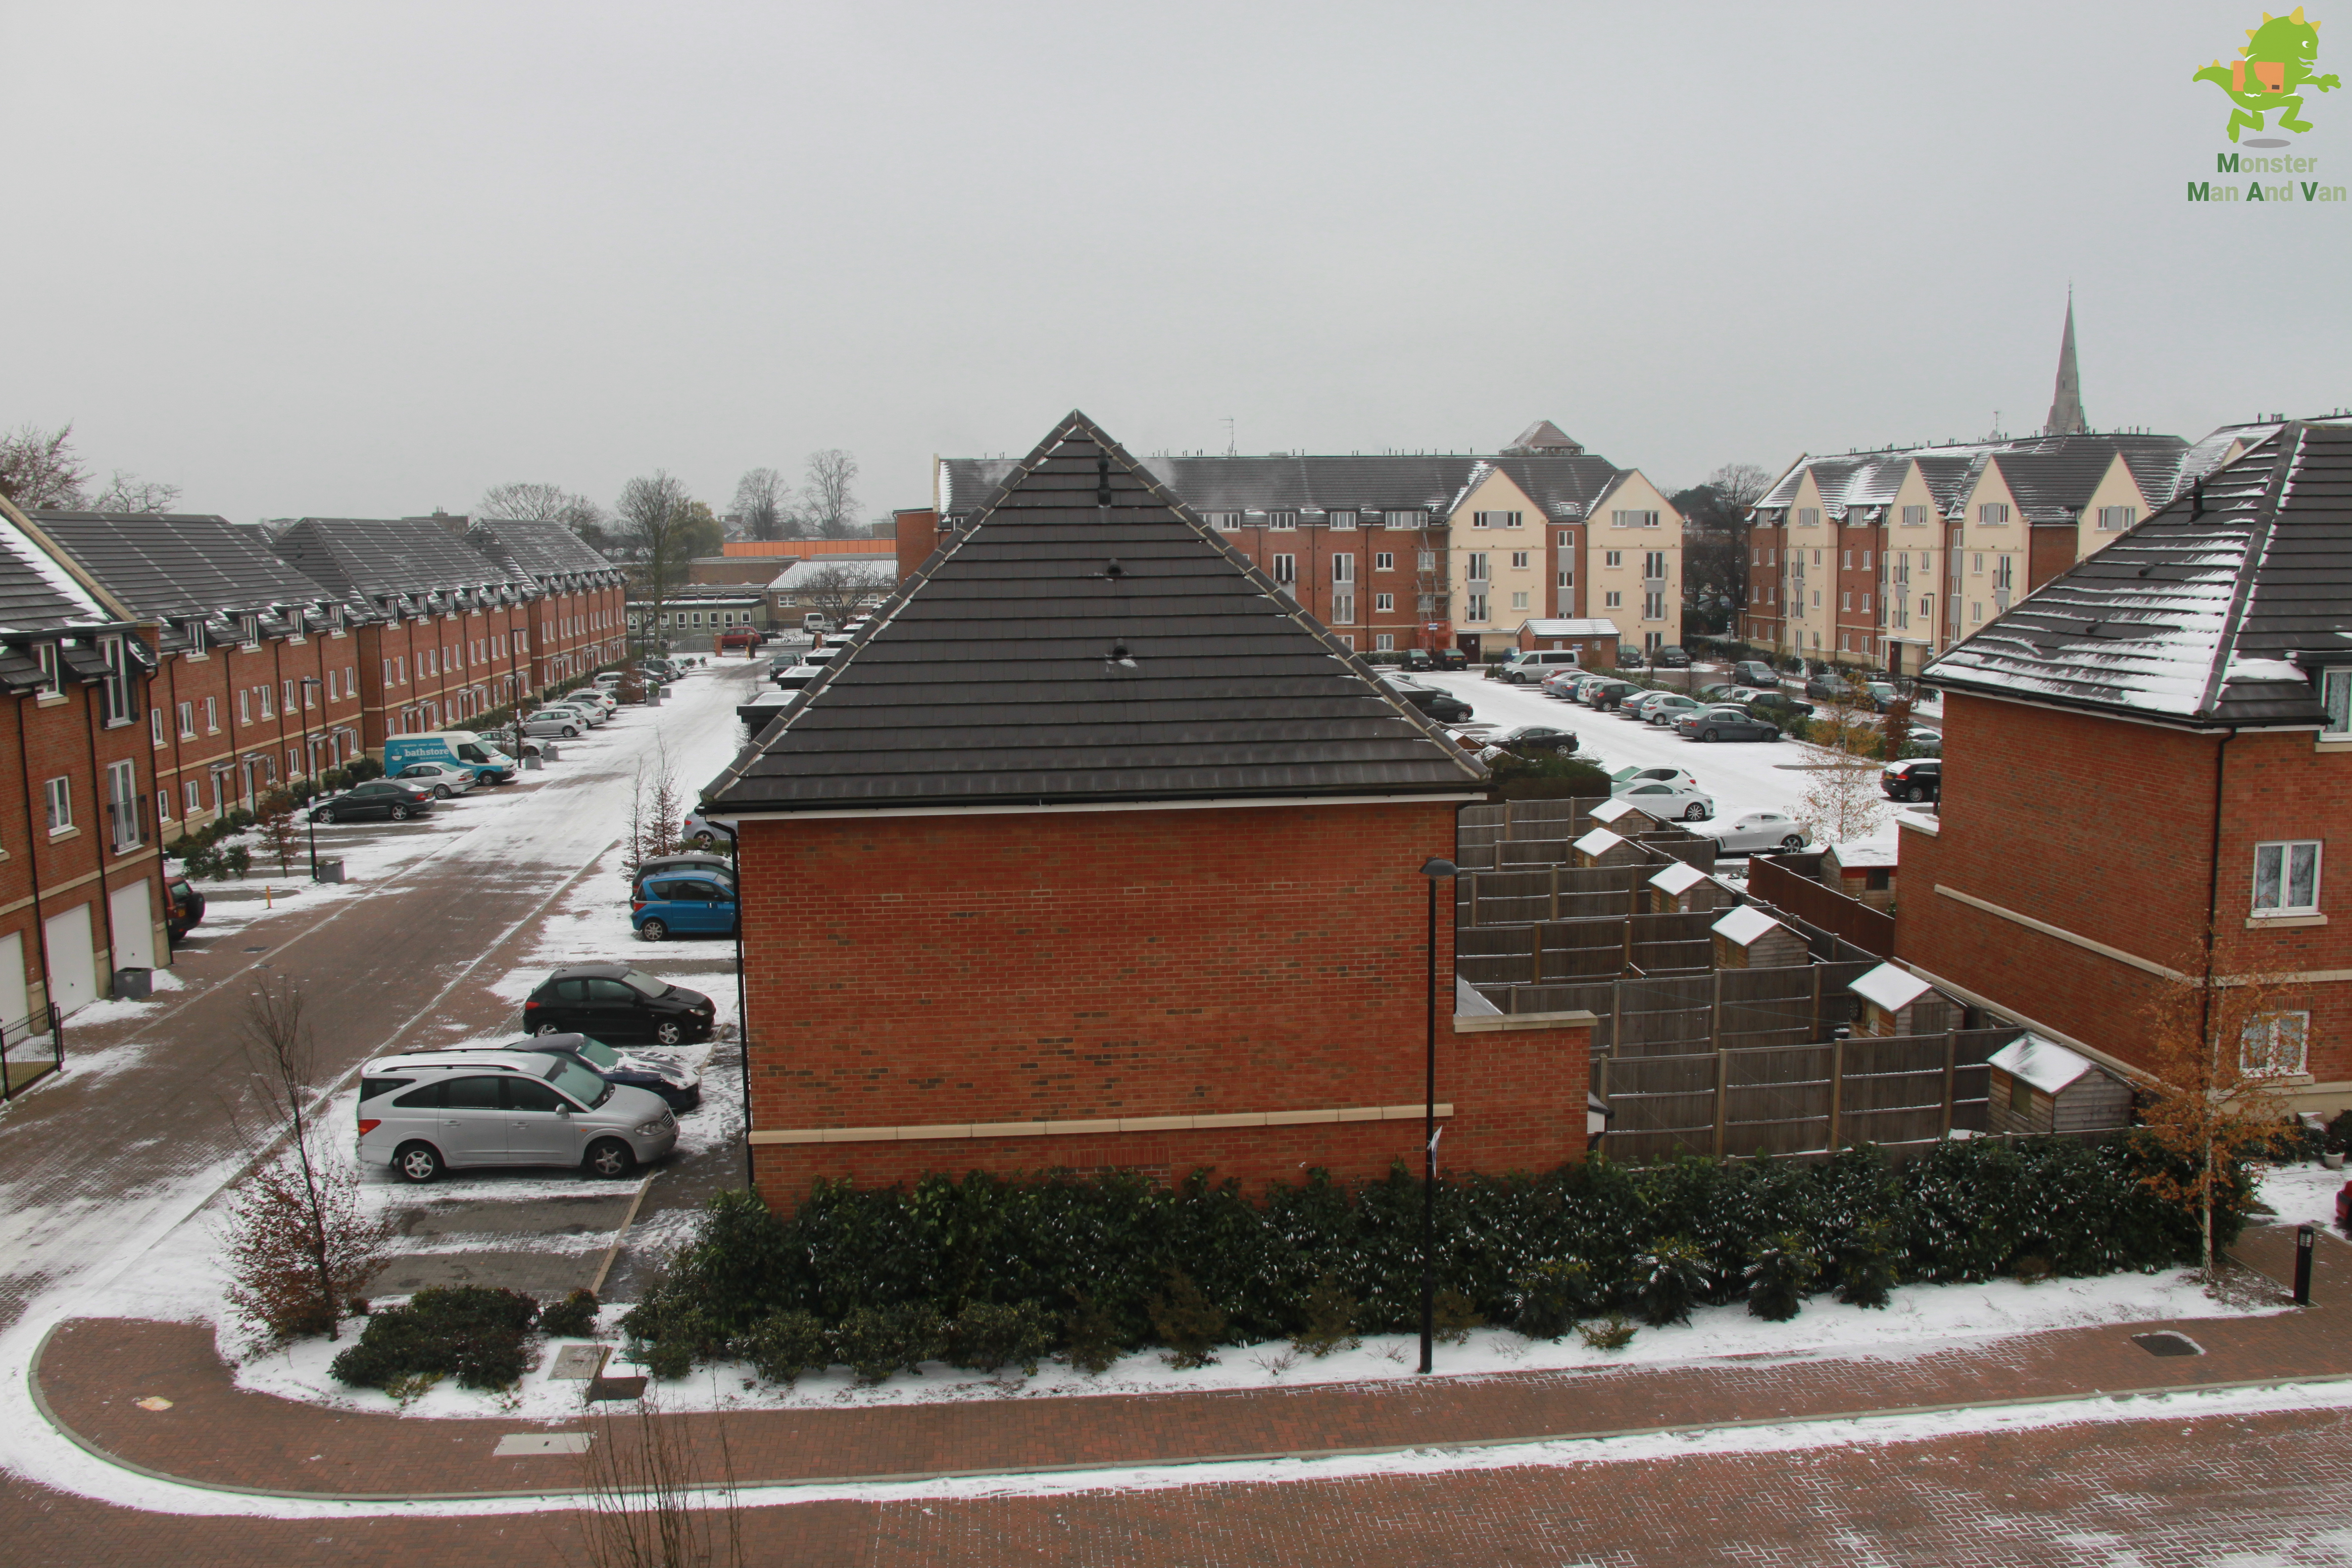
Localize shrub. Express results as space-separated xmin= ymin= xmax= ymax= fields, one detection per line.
xmin=1832 ymin=1218 xmax=1898 ymax=1309
xmin=1634 ymin=1238 xmax=1707 ymax=1327
xmin=1744 ymin=1232 xmax=1820 ymax=1322
xmin=1148 ymin=1267 xmax=1227 ymax=1368
xmin=1290 ymin=1275 xmax=1359 ymax=1358
xmin=945 ymin=1300 xmax=1053 ymax=1374
xmin=1579 ymin=1313 xmax=1636 ymax=1351
xmin=539 ymin=1288 xmax=599 ymax=1338
xmin=220 ymin=1155 xmax=389 ymax=1346
xmin=1432 ymin=1287 xmax=1483 ymax=1344
xmin=742 ymin=1310 xmax=830 ymax=1384
xmin=832 ymin=1303 xmax=942 ymax=1384
xmin=1506 ymin=1260 xmax=1597 ymax=1340
xmin=1063 ymin=1294 xmax=1125 ymax=1375
xmin=331 ymin=1286 xmax=541 ymax=1391
xmin=211 ymin=844 xmax=252 ymax=882
xmin=348 ymin=756 xmax=384 ymax=784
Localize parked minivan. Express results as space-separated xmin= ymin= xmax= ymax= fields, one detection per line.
xmin=1490 ymin=649 xmax=1583 ymax=685
xmin=383 ymin=732 xmax=518 ymax=785
xmin=356 ymin=1049 xmax=678 ymax=1182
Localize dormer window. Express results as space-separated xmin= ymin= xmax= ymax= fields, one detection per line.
xmin=2323 ymin=668 xmax=2352 ymax=736
xmin=240 ymin=613 xmax=260 ymax=646
xmin=328 ymin=603 xmax=345 ymax=633
xmin=185 ymin=619 xmax=208 ymax=656
xmin=33 ymin=642 xmax=59 ymax=695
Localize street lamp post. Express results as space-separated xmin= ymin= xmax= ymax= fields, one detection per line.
xmin=298 ymin=677 xmax=323 ymax=879
xmin=1419 ymin=856 xmax=1459 ymax=1375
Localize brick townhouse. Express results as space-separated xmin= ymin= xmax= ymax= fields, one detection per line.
xmin=705 ymin=411 xmax=1593 ymax=1204
xmin=462 ymin=516 xmax=630 ymax=687
xmin=1897 ymin=419 xmax=2352 ymax=1111
xmin=28 ymin=511 xmax=368 ymax=831
xmin=0 ymin=499 xmax=171 ymax=1028
xmin=935 ymin=420 xmax=1688 ymax=660
xmin=271 ymin=518 xmax=544 ymax=750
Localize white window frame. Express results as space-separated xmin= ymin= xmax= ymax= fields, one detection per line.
xmin=1266 ymin=511 xmax=1297 ymax=531
xmin=2323 ymin=669 xmax=2352 ymax=735
xmin=2252 ymin=839 xmax=2322 ymax=915
xmin=1604 ymin=589 xmax=1622 ymax=609
xmin=1270 ymin=554 xmax=1296 ymax=587
xmin=2241 ymin=1011 xmax=2310 ymax=1078
xmin=1509 ymin=590 xmax=1529 ymax=611
xmin=1472 ymin=510 xmax=1523 ymax=530
xmin=1796 ymin=508 xmax=1819 ymax=528
xmin=44 ymin=776 xmax=71 ymax=834
xmin=2098 ymin=505 xmax=2137 ymax=531
xmin=1610 ymin=509 xmax=1660 ymax=530
xmin=1374 ymin=592 xmax=1394 ymax=612
xmin=1374 ymin=633 xmax=1395 ymax=651
xmin=1373 ymin=552 xmax=1394 ymax=572
xmin=1324 ymin=511 xmax=1353 ymax=531
xmin=1465 ymin=591 xmax=1489 ymax=622
xmin=1331 ymin=553 xmax=1354 ymax=584
xmin=1466 ymin=553 xmax=1490 ymax=583
xmin=1383 ymin=511 xmax=1418 ymax=529
xmin=106 ymin=759 xmax=139 ymax=851
xmin=1977 ymin=502 xmax=2011 ymax=526
xmin=1901 ymin=504 xmax=1928 ymax=527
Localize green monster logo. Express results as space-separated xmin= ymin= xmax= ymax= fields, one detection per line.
xmin=2195 ymin=7 xmax=2340 ymax=141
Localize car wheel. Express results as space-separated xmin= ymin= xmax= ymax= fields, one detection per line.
xmin=432 ymin=785 xmax=451 ymax=799
xmin=535 ymin=1022 xmax=564 ymax=1036
xmin=1701 ymin=728 xmax=1718 ymax=742
xmin=688 ymin=832 xmax=714 ymax=850
xmin=1902 ymin=784 xmax=1922 ymax=802
xmin=655 ymin=1020 xmax=684 ymax=1046
xmin=639 ymin=918 xmax=667 ymax=941
xmin=318 ymin=809 xmax=339 ymax=825
xmin=394 ymin=1143 xmax=443 ymax=1183
xmin=585 ymin=1138 xmax=635 ymax=1179
xmin=389 ymin=804 xmax=410 ymax=821
xmin=1683 ymin=803 xmax=1709 ymax=821
xmin=562 ymin=727 xmax=579 ymax=738
xmin=1765 ymin=729 xmax=1781 ymax=742
xmin=1779 ymin=834 xmax=1805 ymax=851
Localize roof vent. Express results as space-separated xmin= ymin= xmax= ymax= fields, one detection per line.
xmin=1105 ymin=642 xmax=1137 ymax=669
xmin=1096 ymin=455 xmax=1113 ymax=508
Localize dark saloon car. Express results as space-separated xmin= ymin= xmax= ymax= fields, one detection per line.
xmin=522 ymin=963 xmax=716 ymax=1046
xmin=1482 ymin=724 xmax=1579 ymax=756
xmin=1381 ymin=678 xmax=1473 ymax=723
xmin=1395 ymin=648 xmax=1435 ymax=672
xmin=1431 ymin=647 xmax=1469 ymax=671
xmin=308 ymin=779 xmax=436 ymax=824
xmin=165 ymin=876 xmax=205 ymax=942
xmin=1730 ymin=659 xmax=1783 ymax=689
xmin=1674 ymin=705 xmax=1783 ymax=743
xmin=1652 ymin=645 xmax=1691 ymax=669
xmin=1881 ymin=758 xmax=1942 ymax=802
xmin=508 ymin=1032 xmax=702 ymax=1111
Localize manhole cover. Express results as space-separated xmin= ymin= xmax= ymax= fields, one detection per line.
xmin=549 ymin=1345 xmax=610 ymax=1380
xmin=2132 ymin=1331 xmax=2204 ymax=1357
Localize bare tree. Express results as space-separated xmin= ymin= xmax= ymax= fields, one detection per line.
xmin=571 ymin=1392 xmax=744 ymax=1568
xmin=794 ymin=449 xmax=859 ymax=539
xmin=0 ymin=423 xmax=92 ymax=509
xmin=729 ymin=468 xmax=793 ymax=541
xmin=1793 ymin=673 xmax=1883 ymax=845
xmin=87 ymin=471 xmax=183 ymax=513
xmin=626 ymin=746 xmax=684 ymax=876
xmin=481 ymin=482 xmax=611 ymax=550
xmin=616 ymin=472 xmax=695 ymax=654
xmin=796 ymin=563 xmax=889 ymax=630
xmin=1705 ymin=462 xmax=1774 ymax=512
xmin=220 ymin=978 xmax=392 ymax=1343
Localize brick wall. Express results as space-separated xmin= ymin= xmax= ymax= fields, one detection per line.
xmin=1897 ymin=691 xmax=2351 ymax=1093
xmin=737 ymin=800 xmax=1589 ymax=1201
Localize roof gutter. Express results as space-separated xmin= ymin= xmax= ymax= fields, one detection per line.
xmin=699 ymin=791 xmax=1489 ymax=828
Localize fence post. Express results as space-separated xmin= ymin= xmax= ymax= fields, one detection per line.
xmin=1611 ymin=981 xmax=1625 ymax=1057
xmin=1940 ymin=1029 xmax=1958 ymax=1137
xmin=1468 ymin=873 xmax=1480 ymax=929
xmin=1713 ymin=1051 xmax=1729 ymax=1158
xmin=1810 ymin=964 xmax=1824 ymax=1038
xmin=1550 ymin=865 xmax=1561 ymax=922
xmin=1530 ymin=924 xmax=1543 ymax=986
xmin=1710 ymin=968 xmax=1723 ymax=1053
xmin=1827 ymin=1034 xmax=1845 ymax=1154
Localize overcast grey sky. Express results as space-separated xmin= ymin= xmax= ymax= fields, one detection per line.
xmin=8 ymin=1 xmax=2346 ymax=523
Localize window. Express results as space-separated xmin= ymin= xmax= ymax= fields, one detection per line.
xmin=1862 ymin=593 xmax=1871 ymax=613
xmin=2252 ymin=840 xmax=2322 ymax=914
xmin=237 ymin=689 xmax=251 ymax=725
xmin=1610 ymin=509 xmax=1660 ymax=529
xmin=1417 ymin=550 xmax=1436 ymax=572
xmin=186 ymin=620 xmax=208 ymax=656
xmin=184 ymin=780 xmax=201 ymax=816
xmin=150 ymin=708 xmax=165 ymax=746
xmin=1466 ymin=553 xmax=1489 ymax=582
xmin=1972 ymin=553 xmax=1984 ymax=575
xmin=1465 ymin=592 xmax=1488 ymax=621
xmin=107 ymin=759 xmax=139 ymax=851
xmin=1271 ymin=554 xmax=1296 ymax=587
xmin=1642 ymin=551 xmax=1666 ymax=580
xmin=1325 ymin=511 xmax=1354 ymax=530
xmin=1332 ymin=593 xmax=1356 ymax=623
xmin=1901 ymin=504 xmax=1928 ymax=527
xmin=177 ymin=701 xmax=194 ymax=738
xmin=1994 ymin=556 xmax=2014 ymax=591
xmin=1375 ymin=592 xmax=1394 ymax=612
xmin=1374 ymin=552 xmax=1394 ymax=572
xmin=1643 ymin=590 xmax=1664 ymax=621
xmin=1383 ymin=511 xmax=1418 ymax=529
xmin=1510 ymin=590 xmax=1529 ymax=610
xmin=1605 ymin=550 xmax=1622 ymax=568
xmin=257 ymin=685 xmax=273 ymax=720
xmin=1604 ymin=590 xmax=1623 ymax=609
xmin=1374 ymin=634 xmax=1394 ymax=651
xmin=1266 ymin=511 xmax=1297 ymax=531
xmin=240 ymin=614 xmax=259 ymax=645
xmin=100 ymin=635 xmax=132 ymax=724
xmin=2243 ymin=1013 xmax=2312 ymax=1077
xmin=1812 ymin=590 xmax=1822 ymax=608
xmin=1331 ymin=554 xmax=1354 ymax=584
xmin=45 ymin=775 xmax=72 ymax=833
xmin=204 ymin=696 xmax=219 ymax=733
xmin=1862 ymin=550 xmax=1872 ymax=569
xmin=1842 ymin=550 xmax=1852 ymax=569
xmin=1977 ymin=502 xmax=2010 ymax=526
xmin=1971 ymin=601 xmax=1983 ymax=622
xmin=1417 ymin=593 xmax=1435 ymax=616
xmin=1510 ymin=551 xmax=1529 ymax=569
xmin=1841 ymin=591 xmax=1853 ymax=611
xmin=283 ymin=679 xmax=297 ymax=714
xmin=1473 ymin=510 xmax=1522 ymax=529
xmin=1336 ymin=634 xmax=1355 ymax=650
xmin=1556 ymin=568 xmax=1572 ymax=588
xmin=1557 ymin=531 xmax=1573 ymax=546
xmin=2324 ymin=669 xmax=2352 ymax=735
xmin=1797 ymin=507 xmax=1820 ymax=528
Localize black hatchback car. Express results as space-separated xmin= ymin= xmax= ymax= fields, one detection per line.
xmin=507 ymin=1032 xmax=702 ymax=1111
xmin=308 ymin=779 xmax=436 ymax=824
xmin=1881 ymin=758 xmax=1942 ymax=802
xmin=522 ymin=963 xmax=717 ymax=1046
xmin=1382 ymin=679 xmax=1473 ymax=722
xmin=165 ymin=876 xmax=205 ymax=942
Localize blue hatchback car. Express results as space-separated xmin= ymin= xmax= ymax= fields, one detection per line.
xmin=632 ymin=872 xmax=738 ymax=941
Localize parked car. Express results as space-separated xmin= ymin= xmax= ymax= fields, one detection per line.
xmin=1541 ymin=671 xmax=1589 ymax=700
xmin=545 ymin=700 xmax=608 ymax=728
xmin=1730 ymin=660 xmax=1784 ymax=688
xmin=629 ymin=852 xmax=735 ymax=889
xmin=1479 ymin=724 xmax=1578 ymax=756
xmin=1616 ymin=646 xmax=1646 ymax=669
xmin=1675 ymin=705 xmax=1783 ymax=743
xmin=1617 ymin=690 xmax=1681 ymax=722
xmin=681 ymin=813 xmax=735 ymax=851
xmin=633 ymin=872 xmax=740 ymax=941
xmin=521 ymin=707 xmax=587 ymax=738
xmin=522 ymin=963 xmax=717 ymax=1045
xmin=1396 ymin=648 xmax=1435 ymax=673
xmin=716 ymin=627 xmax=767 ymax=652
xmin=1610 ymin=765 xmax=1700 ymax=792
xmin=1882 ymin=757 xmax=1942 ymax=802
xmin=1615 ymin=779 xmax=1715 ymax=821
xmin=1431 ymin=648 xmax=1469 ymax=671
xmin=1379 ymin=676 xmax=1473 ymax=723
xmin=1639 ymin=693 xmax=1703 ymax=726
xmin=1652 ymin=645 xmax=1691 ymax=669
xmin=1747 ymin=692 xmax=1816 ymax=723
xmin=1901 ymin=726 xmax=1944 ymax=756
xmin=165 ymin=876 xmax=205 ymax=942
xmin=356 ymin=1049 xmax=677 ymax=1183
xmin=506 ymin=1032 xmax=702 ymax=1111
xmin=1807 ymin=671 xmax=1893 ymax=705
xmin=390 ymin=761 xmax=478 ymax=799
xmin=308 ymin=779 xmax=435 ymax=823
xmin=1579 ymin=678 xmax=1640 ymax=709
xmin=1490 ymin=649 xmax=1583 ymax=685
xmin=1700 ymin=809 xmax=1811 ymax=856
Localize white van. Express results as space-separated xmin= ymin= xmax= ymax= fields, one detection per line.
xmin=1492 ymin=648 xmax=1583 ymax=685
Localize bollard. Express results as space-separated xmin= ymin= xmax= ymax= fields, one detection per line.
xmin=2295 ymin=1223 xmax=2315 ymax=1306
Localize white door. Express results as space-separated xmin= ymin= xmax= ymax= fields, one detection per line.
xmin=109 ymin=882 xmax=156 ymax=972
xmin=0 ymin=932 xmax=26 ymax=1033
xmin=43 ymin=904 xmax=96 ymax=1018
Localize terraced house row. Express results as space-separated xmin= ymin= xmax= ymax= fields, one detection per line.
xmin=0 ymin=499 xmax=625 ymax=1037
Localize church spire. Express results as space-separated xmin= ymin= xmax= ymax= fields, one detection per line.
xmin=2044 ymin=289 xmax=2087 ymax=436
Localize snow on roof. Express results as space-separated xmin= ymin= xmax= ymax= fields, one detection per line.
xmin=1648 ymin=859 xmax=1709 ymax=895
xmin=1588 ymin=797 xmax=1649 ymax=827
xmin=1521 ymin=618 xmax=1619 ymax=637
xmin=765 ymin=555 xmax=898 ymax=591
xmin=1573 ymin=827 xmax=1627 ymax=858
xmin=1850 ymin=962 xmax=1933 ymax=1014
xmin=1987 ymin=1034 xmax=2099 ymax=1095
xmin=1455 ymin=977 xmax=1502 ymax=1017
xmin=1828 ymin=838 xmax=1899 ymax=870
xmin=1711 ymin=904 xmax=1784 ymax=946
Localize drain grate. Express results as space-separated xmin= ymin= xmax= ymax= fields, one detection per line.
xmin=2132 ymin=1331 xmax=2205 ymax=1357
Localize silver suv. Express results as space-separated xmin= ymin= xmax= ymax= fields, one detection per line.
xmin=356 ymin=1050 xmax=677 ymax=1183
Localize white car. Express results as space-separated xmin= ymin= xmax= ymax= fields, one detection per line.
xmin=545 ymin=701 xmax=608 ymax=728
xmin=521 ymin=707 xmax=587 ymax=738
xmin=1699 ymin=809 xmax=1811 ymax=856
xmin=1615 ymin=779 xmax=1715 ymax=822
xmin=1610 ymin=765 xmax=1700 ymax=793
xmin=390 ymin=761 xmax=477 ymax=799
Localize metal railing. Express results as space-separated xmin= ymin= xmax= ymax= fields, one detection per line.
xmin=0 ymin=1005 xmax=65 ymax=1103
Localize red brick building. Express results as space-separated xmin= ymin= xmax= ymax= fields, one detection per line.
xmin=707 ymin=412 xmax=1594 ymax=1203
xmin=0 ymin=500 xmax=172 ymax=1030
xmin=1898 ymin=421 xmax=2352 ymax=1111
xmin=463 ymin=516 xmax=630 ymax=688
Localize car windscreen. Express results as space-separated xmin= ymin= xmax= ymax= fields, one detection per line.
xmin=545 ymin=1055 xmax=614 ymax=1108
xmin=573 ymin=1039 xmax=623 ymax=1068
xmin=620 ymin=970 xmax=671 ymax=999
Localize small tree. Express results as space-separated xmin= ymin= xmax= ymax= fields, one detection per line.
xmin=572 ymin=1392 xmax=745 ymax=1568
xmin=1793 ymin=670 xmax=1885 ymax=845
xmin=628 ymin=746 xmax=684 ymax=875
xmin=219 ymin=978 xmax=391 ymax=1343
xmin=2137 ymin=954 xmax=2302 ymax=1280
xmin=1880 ymin=694 xmax=1913 ymax=761
xmin=796 ymin=562 xmax=888 ymax=631
xmin=256 ymin=788 xmax=303 ymax=876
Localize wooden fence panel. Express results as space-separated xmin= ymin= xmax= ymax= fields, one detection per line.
xmin=1747 ymin=855 xmax=1897 ymax=957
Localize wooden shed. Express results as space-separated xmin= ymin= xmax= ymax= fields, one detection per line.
xmin=1985 ymin=1035 xmax=2134 ymax=1135
xmin=1848 ymin=962 xmax=1960 ymax=1037
xmin=1572 ymin=826 xmax=1646 ymax=870
xmin=1648 ymin=858 xmax=1725 ymax=915
xmin=1710 ymin=903 xmax=1809 ymax=970
xmin=1822 ymin=839 xmax=1900 ymax=912
xmin=1589 ymin=796 xmax=1665 ymax=836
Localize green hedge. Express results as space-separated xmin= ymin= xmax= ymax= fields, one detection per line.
xmin=625 ymin=1138 xmax=2234 ymax=1380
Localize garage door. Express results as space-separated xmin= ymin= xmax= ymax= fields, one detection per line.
xmin=43 ymin=904 xmax=95 ymax=1018
xmin=0 ymin=932 xmax=25 ymax=1034
xmin=109 ymin=881 xmax=156 ymax=972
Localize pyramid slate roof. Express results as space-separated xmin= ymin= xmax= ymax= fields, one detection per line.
xmin=31 ymin=512 xmax=347 ymax=629
xmin=272 ymin=517 xmax=531 ymax=609
xmin=1922 ymin=422 xmax=2352 ymax=726
xmin=706 ymin=411 xmax=1489 ymax=815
